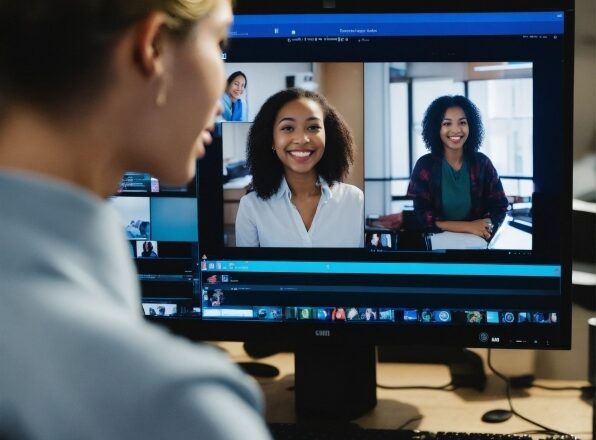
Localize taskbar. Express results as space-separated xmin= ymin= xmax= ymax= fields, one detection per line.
xmin=143 ymin=301 xmax=558 ymax=327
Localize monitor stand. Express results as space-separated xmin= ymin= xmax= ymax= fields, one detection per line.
xmin=294 ymin=343 xmax=377 ymax=421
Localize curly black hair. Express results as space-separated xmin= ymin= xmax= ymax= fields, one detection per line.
xmin=246 ymin=88 xmax=355 ymax=200
xmin=422 ymin=95 xmax=484 ymax=158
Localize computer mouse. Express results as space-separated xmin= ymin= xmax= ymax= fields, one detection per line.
xmin=237 ymin=361 xmax=280 ymax=378
xmin=481 ymin=409 xmax=513 ymax=423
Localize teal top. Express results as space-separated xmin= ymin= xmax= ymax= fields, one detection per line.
xmin=441 ymin=159 xmax=471 ymax=220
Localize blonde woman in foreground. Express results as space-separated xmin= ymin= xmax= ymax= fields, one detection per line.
xmin=0 ymin=1 xmax=271 ymax=438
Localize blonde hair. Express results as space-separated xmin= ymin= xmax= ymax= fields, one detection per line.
xmin=124 ymin=0 xmax=219 ymax=34
xmin=0 ymin=0 xmax=222 ymax=111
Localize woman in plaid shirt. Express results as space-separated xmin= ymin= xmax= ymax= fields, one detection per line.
xmin=406 ymin=95 xmax=509 ymax=240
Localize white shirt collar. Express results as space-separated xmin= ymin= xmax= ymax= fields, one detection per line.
xmin=276 ymin=176 xmax=333 ymax=202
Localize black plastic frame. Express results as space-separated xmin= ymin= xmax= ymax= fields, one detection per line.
xmin=154 ymin=0 xmax=574 ymax=351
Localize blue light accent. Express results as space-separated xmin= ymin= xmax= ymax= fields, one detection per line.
xmin=204 ymin=261 xmax=561 ymax=277
xmin=230 ymin=12 xmax=564 ymax=39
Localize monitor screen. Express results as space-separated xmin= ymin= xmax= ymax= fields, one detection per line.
xmin=114 ymin=1 xmax=573 ymax=355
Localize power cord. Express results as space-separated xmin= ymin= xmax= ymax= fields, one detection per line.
xmin=486 ymin=348 xmax=574 ymax=437
xmin=395 ymin=415 xmax=424 ymax=430
xmin=507 ymin=374 xmax=594 ymax=397
xmin=377 ymin=381 xmax=457 ymax=391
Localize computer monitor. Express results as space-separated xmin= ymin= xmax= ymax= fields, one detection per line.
xmin=111 ymin=0 xmax=574 ymax=420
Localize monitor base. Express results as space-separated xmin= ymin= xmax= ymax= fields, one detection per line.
xmin=294 ymin=343 xmax=377 ymax=421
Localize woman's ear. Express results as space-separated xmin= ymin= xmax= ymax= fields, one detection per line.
xmin=127 ymin=12 xmax=174 ymax=106
xmin=132 ymin=12 xmax=170 ymax=77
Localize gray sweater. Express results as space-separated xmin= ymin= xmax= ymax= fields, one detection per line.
xmin=0 ymin=170 xmax=270 ymax=440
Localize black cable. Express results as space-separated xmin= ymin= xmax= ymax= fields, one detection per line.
xmin=377 ymin=381 xmax=457 ymax=391
xmin=396 ymin=415 xmax=424 ymax=430
xmin=530 ymin=383 xmax=590 ymax=392
xmin=508 ymin=373 xmax=594 ymax=395
xmin=487 ymin=348 xmax=569 ymax=436
xmin=513 ymin=428 xmax=587 ymax=437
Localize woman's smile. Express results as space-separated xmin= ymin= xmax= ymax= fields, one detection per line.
xmin=287 ymin=149 xmax=316 ymax=160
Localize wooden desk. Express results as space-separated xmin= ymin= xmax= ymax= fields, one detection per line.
xmin=220 ymin=342 xmax=593 ymax=439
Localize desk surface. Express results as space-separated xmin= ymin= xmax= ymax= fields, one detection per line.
xmin=220 ymin=342 xmax=593 ymax=439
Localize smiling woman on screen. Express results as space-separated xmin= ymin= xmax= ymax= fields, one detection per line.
xmin=235 ymin=88 xmax=364 ymax=248
xmin=406 ymin=95 xmax=508 ymax=240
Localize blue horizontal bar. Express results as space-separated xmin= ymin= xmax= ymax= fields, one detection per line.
xmin=204 ymin=261 xmax=561 ymax=277
xmin=230 ymin=12 xmax=564 ymax=38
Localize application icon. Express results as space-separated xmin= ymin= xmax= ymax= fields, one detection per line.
xmin=502 ymin=312 xmax=515 ymax=323
xmin=435 ymin=310 xmax=451 ymax=322
xmin=486 ymin=311 xmax=500 ymax=324
xmin=549 ymin=312 xmax=558 ymax=323
xmin=518 ymin=312 xmax=530 ymax=323
xmin=332 ymin=307 xmax=346 ymax=321
xmin=316 ymin=309 xmax=329 ymax=320
xmin=466 ymin=311 xmax=484 ymax=324
xmin=403 ymin=309 xmax=418 ymax=322
xmin=300 ymin=308 xmax=312 ymax=319
xmin=421 ymin=309 xmax=432 ymax=322
xmin=379 ymin=309 xmax=394 ymax=321
xmin=347 ymin=307 xmax=360 ymax=321
xmin=533 ymin=312 xmax=546 ymax=323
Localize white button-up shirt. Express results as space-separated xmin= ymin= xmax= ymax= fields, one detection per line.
xmin=235 ymin=177 xmax=364 ymax=247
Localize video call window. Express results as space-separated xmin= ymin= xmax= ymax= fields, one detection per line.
xmin=136 ymin=241 xmax=159 ymax=258
xmin=110 ymin=196 xmax=198 ymax=243
xmin=110 ymin=196 xmax=151 ymax=240
xmin=213 ymin=60 xmax=536 ymax=252
xmin=113 ymin=171 xmax=202 ymax=317
xmin=365 ymin=61 xmax=533 ymax=251
xmin=219 ymin=62 xmax=365 ymax=249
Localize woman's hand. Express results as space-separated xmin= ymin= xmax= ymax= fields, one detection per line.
xmin=435 ymin=219 xmax=493 ymax=239
xmin=465 ymin=219 xmax=493 ymax=239
xmin=375 ymin=213 xmax=403 ymax=230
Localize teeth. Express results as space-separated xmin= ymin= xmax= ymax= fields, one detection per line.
xmin=450 ymin=136 xmax=461 ymax=141
xmin=289 ymin=151 xmax=312 ymax=157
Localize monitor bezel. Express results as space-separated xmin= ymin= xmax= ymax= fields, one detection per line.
xmin=151 ymin=0 xmax=574 ymax=351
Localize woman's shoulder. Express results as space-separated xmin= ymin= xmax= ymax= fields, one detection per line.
xmin=337 ymin=181 xmax=363 ymax=193
xmin=328 ymin=182 xmax=364 ymax=208
xmin=331 ymin=181 xmax=363 ymax=197
xmin=470 ymin=152 xmax=495 ymax=168
xmin=414 ymin=153 xmax=438 ymax=167
xmin=239 ymin=190 xmax=260 ymax=207
xmin=411 ymin=153 xmax=440 ymax=177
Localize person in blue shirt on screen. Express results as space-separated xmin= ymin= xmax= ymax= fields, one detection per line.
xmin=235 ymin=88 xmax=364 ymax=247
xmin=0 ymin=1 xmax=271 ymax=439
xmin=221 ymin=70 xmax=248 ymax=121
